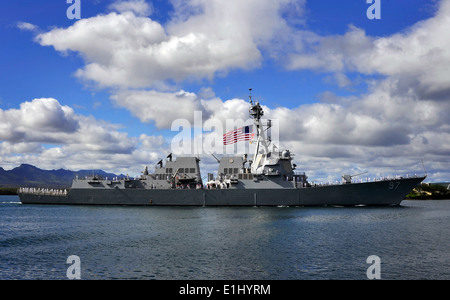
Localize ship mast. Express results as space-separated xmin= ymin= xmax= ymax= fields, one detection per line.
xmin=248 ymin=89 xmax=271 ymax=174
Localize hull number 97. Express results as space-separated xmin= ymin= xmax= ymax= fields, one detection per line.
xmin=389 ymin=182 xmax=400 ymax=190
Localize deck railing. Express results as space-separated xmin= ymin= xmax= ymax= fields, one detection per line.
xmin=18 ymin=187 xmax=68 ymax=196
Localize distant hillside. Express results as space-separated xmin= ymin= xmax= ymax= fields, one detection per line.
xmin=0 ymin=164 xmax=123 ymax=188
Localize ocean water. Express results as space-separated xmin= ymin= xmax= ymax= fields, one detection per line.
xmin=0 ymin=196 xmax=449 ymax=280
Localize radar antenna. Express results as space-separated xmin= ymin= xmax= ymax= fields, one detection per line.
xmin=248 ymin=89 xmax=271 ymax=174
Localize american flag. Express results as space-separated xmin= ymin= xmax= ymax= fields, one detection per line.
xmin=223 ymin=125 xmax=254 ymax=145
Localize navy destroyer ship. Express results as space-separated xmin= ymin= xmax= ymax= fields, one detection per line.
xmin=19 ymin=91 xmax=426 ymax=206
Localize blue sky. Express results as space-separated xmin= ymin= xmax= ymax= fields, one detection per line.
xmin=1 ymin=0 xmax=449 ymax=182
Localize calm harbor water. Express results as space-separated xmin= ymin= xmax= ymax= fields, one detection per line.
xmin=0 ymin=196 xmax=449 ymax=280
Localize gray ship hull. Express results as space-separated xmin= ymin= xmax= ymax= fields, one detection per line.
xmin=19 ymin=176 xmax=425 ymax=206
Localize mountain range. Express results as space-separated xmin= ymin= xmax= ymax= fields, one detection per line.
xmin=0 ymin=164 xmax=124 ymax=188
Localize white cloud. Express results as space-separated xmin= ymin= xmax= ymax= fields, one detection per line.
xmin=35 ymin=0 xmax=301 ymax=88
xmin=286 ymin=0 xmax=450 ymax=101
xmin=36 ymin=12 xmax=168 ymax=88
xmin=0 ymin=142 xmax=42 ymax=155
xmin=0 ymin=98 xmax=135 ymax=153
xmin=201 ymin=98 xmax=250 ymax=125
xmin=286 ymin=25 xmax=374 ymax=73
xmin=109 ymin=0 xmax=153 ymax=17
xmin=111 ymin=89 xmax=254 ymax=130
xmin=17 ymin=22 xmax=39 ymax=32
xmin=111 ymin=89 xmax=205 ymax=128
xmin=0 ymin=98 xmax=78 ymax=143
